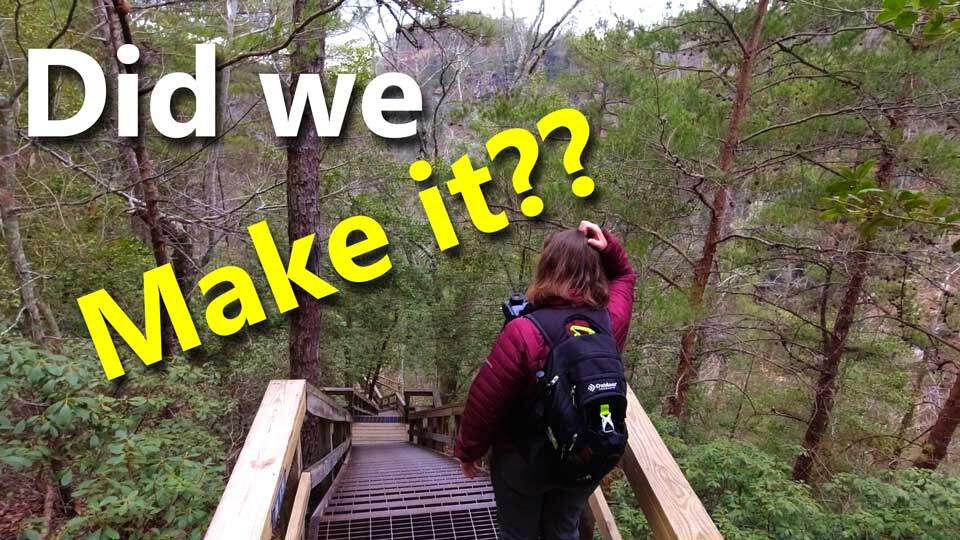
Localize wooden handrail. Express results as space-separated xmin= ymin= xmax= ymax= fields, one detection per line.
xmin=361 ymin=373 xmax=400 ymax=393
xmin=622 ymin=387 xmax=721 ymax=539
xmin=406 ymin=387 xmax=721 ymax=540
xmin=408 ymin=403 xmax=464 ymax=419
xmin=378 ymin=373 xmax=400 ymax=388
xmin=306 ymin=385 xmax=351 ymax=422
xmin=321 ymin=386 xmax=380 ymax=415
xmin=205 ymin=380 xmax=352 ymax=540
xmin=402 ymin=388 xmax=436 ymax=397
xmin=304 ymin=437 xmax=351 ymax=489
xmin=402 ymin=388 xmax=437 ymax=416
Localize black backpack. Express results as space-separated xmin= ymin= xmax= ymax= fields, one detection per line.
xmin=509 ymin=307 xmax=629 ymax=486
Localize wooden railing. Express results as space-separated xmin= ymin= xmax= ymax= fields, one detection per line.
xmin=407 ymin=387 xmax=722 ymax=540
xmin=377 ymin=390 xmax=405 ymax=411
xmin=206 ymin=380 xmax=721 ymax=540
xmin=321 ymin=386 xmax=380 ymax=415
xmin=205 ymin=380 xmax=352 ymax=540
xmin=407 ymin=403 xmax=463 ymax=451
xmin=323 ymin=383 xmax=416 ymax=416
xmin=358 ymin=374 xmax=410 ymax=412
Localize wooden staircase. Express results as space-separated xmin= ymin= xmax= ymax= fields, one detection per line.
xmin=204 ymin=380 xmax=722 ymax=540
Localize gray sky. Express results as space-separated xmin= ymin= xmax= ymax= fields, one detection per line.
xmin=332 ymin=0 xmax=696 ymax=47
xmin=452 ymin=0 xmax=692 ymax=30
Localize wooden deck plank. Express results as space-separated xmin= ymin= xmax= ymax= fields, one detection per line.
xmin=352 ymin=423 xmax=409 ymax=445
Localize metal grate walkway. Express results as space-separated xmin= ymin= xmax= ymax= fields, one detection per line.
xmin=314 ymin=443 xmax=499 ymax=540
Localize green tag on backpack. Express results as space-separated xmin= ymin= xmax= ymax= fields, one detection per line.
xmin=599 ymin=404 xmax=614 ymax=434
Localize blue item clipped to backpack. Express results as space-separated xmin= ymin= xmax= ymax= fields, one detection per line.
xmin=501 ymin=293 xmax=530 ymax=323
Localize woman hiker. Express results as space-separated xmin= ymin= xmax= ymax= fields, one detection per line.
xmin=455 ymin=220 xmax=637 ymax=540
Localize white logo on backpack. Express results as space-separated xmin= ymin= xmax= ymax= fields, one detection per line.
xmin=587 ymin=381 xmax=617 ymax=392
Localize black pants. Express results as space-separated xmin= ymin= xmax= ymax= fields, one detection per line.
xmin=491 ymin=451 xmax=597 ymax=540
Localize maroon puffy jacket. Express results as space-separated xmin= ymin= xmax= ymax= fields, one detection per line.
xmin=454 ymin=230 xmax=637 ymax=463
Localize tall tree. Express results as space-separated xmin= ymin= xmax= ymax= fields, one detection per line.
xmin=285 ymin=0 xmax=336 ymax=385
xmin=0 ymin=99 xmax=47 ymax=344
xmin=92 ymin=0 xmax=184 ymax=355
xmin=0 ymin=0 xmax=77 ymax=345
xmin=791 ymin=10 xmax=960 ymax=479
xmin=915 ymin=372 xmax=960 ymax=469
xmin=664 ymin=0 xmax=770 ymax=417
xmin=201 ymin=0 xmax=237 ymax=253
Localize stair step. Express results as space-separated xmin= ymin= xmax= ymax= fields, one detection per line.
xmin=352 ymin=424 xmax=409 ymax=445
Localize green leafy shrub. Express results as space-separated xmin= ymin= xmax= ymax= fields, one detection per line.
xmin=0 ymin=339 xmax=231 ymax=539
xmin=820 ymin=469 xmax=960 ymax=539
xmin=607 ymin=439 xmax=960 ymax=539
xmin=681 ymin=440 xmax=823 ymax=539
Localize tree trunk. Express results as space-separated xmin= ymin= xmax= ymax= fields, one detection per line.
xmin=366 ymin=310 xmax=399 ymax=399
xmin=664 ymin=0 xmax=770 ymax=417
xmin=96 ymin=0 xmax=180 ymax=355
xmin=202 ymin=0 xmax=236 ymax=254
xmin=40 ymin=480 xmax=57 ymax=540
xmin=286 ymin=0 xmax=328 ymax=386
xmin=0 ymin=98 xmax=48 ymax=344
xmin=914 ymin=370 xmax=960 ymax=469
xmin=791 ymin=131 xmax=901 ymax=482
xmin=894 ymin=353 xmax=928 ymax=457
xmin=792 ymin=239 xmax=870 ymax=482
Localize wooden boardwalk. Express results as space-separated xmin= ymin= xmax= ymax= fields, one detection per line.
xmin=314 ymin=443 xmax=498 ymax=539
xmin=204 ymin=380 xmax=722 ymax=540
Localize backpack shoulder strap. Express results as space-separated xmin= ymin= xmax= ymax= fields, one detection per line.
xmin=524 ymin=309 xmax=559 ymax=348
xmin=525 ymin=307 xmax=612 ymax=347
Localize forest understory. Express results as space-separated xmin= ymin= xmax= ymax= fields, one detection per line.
xmin=2 ymin=0 xmax=960 ymax=538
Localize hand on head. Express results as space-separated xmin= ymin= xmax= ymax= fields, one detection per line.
xmin=578 ymin=220 xmax=608 ymax=251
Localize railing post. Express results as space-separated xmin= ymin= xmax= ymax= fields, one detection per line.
xmin=453 ymin=414 xmax=462 ymax=455
xmin=277 ymin=442 xmax=303 ymax=534
xmin=582 ymin=487 xmax=623 ymax=540
xmin=206 ymin=380 xmax=307 ymax=540
xmin=621 ymin=387 xmax=722 ymax=539
xmin=207 ymin=382 xmax=354 ymax=540
xmin=317 ymin=421 xmax=333 ymax=493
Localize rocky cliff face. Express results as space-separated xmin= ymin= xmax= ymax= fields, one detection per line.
xmin=375 ymin=18 xmax=573 ymax=159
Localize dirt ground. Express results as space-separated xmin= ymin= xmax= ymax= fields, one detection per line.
xmin=0 ymin=472 xmax=47 ymax=538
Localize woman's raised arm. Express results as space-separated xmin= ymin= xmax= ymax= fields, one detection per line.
xmin=599 ymin=229 xmax=636 ymax=351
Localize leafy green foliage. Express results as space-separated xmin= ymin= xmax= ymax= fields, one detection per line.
xmin=822 ymin=161 xmax=960 ymax=240
xmin=820 ymin=469 xmax=960 ymax=538
xmin=878 ymin=0 xmax=960 ymax=39
xmin=608 ymin=439 xmax=960 ymax=539
xmin=0 ymin=340 xmax=229 ymax=539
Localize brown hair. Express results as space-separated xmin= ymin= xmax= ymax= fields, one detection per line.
xmin=526 ymin=229 xmax=608 ymax=309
